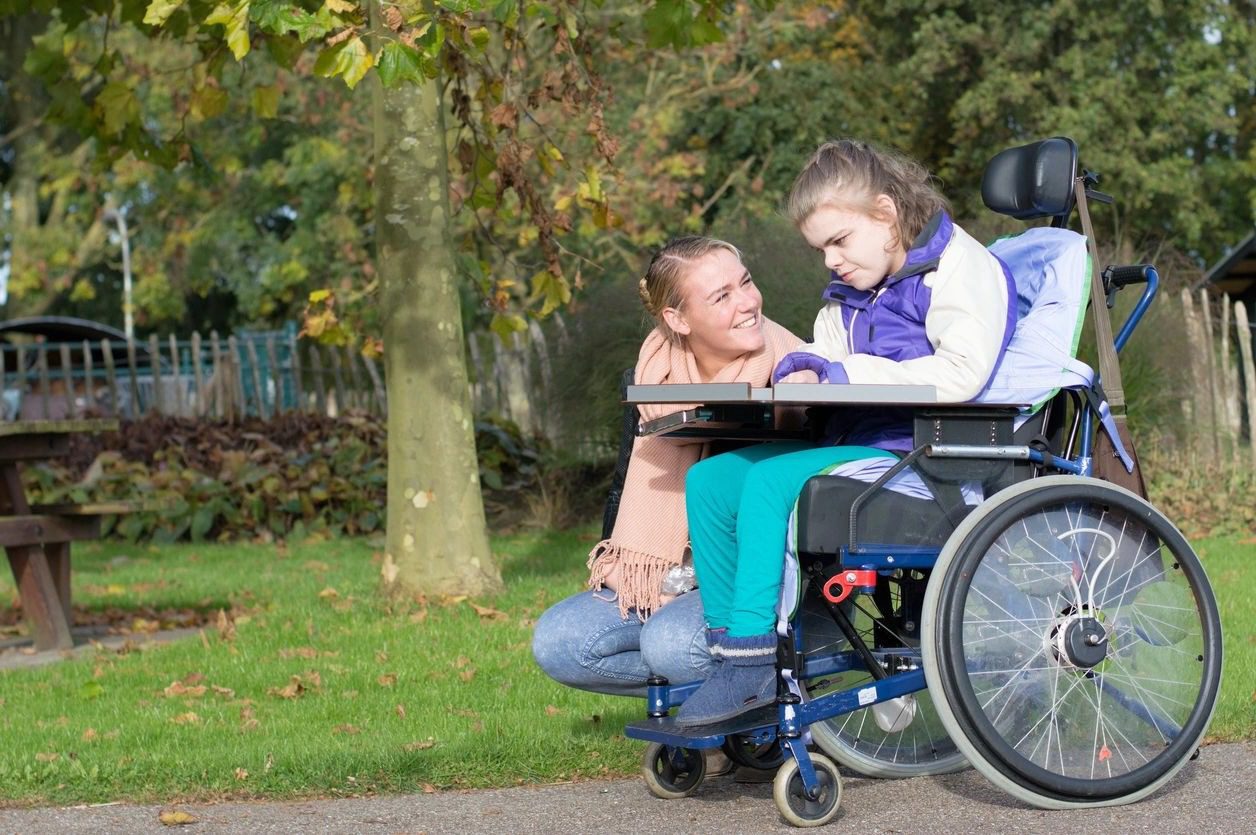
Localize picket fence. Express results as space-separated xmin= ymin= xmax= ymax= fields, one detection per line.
xmin=0 ymin=331 xmax=385 ymax=421
xmin=1183 ymin=289 xmax=1256 ymax=467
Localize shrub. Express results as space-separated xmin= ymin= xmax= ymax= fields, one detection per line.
xmin=26 ymin=413 xmax=581 ymax=542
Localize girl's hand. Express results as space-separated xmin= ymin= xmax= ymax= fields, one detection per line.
xmin=772 ymin=352 xmax=849 ymax=384
xmin=775 ymin=369 xmax=820 ymax=385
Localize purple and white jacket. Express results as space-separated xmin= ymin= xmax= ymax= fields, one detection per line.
xmin=811 ymin=211 xmax=1017 ymax=451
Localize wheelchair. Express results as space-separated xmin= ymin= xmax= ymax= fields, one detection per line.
xmin=619 ymin=138 xmax=1223 ymax=827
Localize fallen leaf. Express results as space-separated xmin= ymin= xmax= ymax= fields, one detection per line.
xmin=409 ymin=608 xmax=428 ymax=624
xmin=380 ymin=552 xmax=399 ymax=585
xmin=158 ymin=810 xmax=197 ymax=826
xmin=377 ymin=673 xmax=397 ymax=687
xmin=421 ymin=783 xmax=437 ymax=793
xmin=82 ymin=728 xmax=99 ymax=741
xmin=452 ymin=655 xmax=472 ymax=669
xmin=318 ymin=587 xmax=340 ymax=600
xmin=131 ymin=617 xmax=160 ymax=633
xmin=163 ymin=681 xmax=208 ymax=699
xmin=404 ymin=738 xmax=437 ymax=751
xmin=395 ymin=703 xmax=406 ymax=718
xmin=375 ymin=650 xmax=389 ymax=663
xmin=171 ymin=712 xmax=200 ymax=725
xmin=333 ymin=724 xmax=361 ymax=735
xmin=35 ymin=752 xmax=59 ymax=762
xmin=458 ymin=668 xmax=476 ymax=683
xmin=269 ymin=677 xmax=305 ymax=700
xmin=184 ymin=673 xmax=205 ymax=685
xmin=234 ymin=767 xmax=249 ymax=781
xmin=216 ymin=609 xmax=236 ymax=641
xmin=545 ymin=705 xmax=562 ymax=716
xmin=212 ymin=685 xmax=235 ymax=699
xmin=280 ymin=647 xmax=320 ymax=660
xmin=469 ymin=602 xmax=508 ymax=621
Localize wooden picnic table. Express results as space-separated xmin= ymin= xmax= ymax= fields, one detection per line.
xmin=1 ymin=418 xmax=126 ymax=651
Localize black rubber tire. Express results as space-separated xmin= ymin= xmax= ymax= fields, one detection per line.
xmin=641 ymin=743 xmax=706 ymax=799
xmin=722 ymin=735 xmax=786 ymax=770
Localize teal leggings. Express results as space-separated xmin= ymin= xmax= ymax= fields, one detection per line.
xmin=686 ymin=442 xmax=897 ymax=638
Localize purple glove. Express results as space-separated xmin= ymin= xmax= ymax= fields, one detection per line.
xmin=772 ymin=352 xmax=849 ymax=384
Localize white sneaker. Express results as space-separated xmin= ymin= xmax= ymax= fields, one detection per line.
xmin=872 ymin=695 xmax=917 ymax=733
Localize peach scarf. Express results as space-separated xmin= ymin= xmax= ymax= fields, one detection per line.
xmin=586 ymin=317 xmax=802 ymax=618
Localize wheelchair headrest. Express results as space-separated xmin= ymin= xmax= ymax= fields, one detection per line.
xmin=982 ymin=137 xmax=1078 ymax=221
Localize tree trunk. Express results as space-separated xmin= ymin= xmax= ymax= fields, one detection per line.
xmin=372 ymin=12 xmax=501 ymax=598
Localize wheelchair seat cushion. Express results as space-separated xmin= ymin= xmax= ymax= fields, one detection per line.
xmin=795 ymin=474 xmax=963 ymax=556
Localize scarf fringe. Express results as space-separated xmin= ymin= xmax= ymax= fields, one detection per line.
xmin=587 ymin=539 xmax=674 ymax=620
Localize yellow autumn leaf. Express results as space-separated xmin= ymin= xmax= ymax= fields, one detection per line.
xmin=158 ymin=810 xmax=197 ymax=825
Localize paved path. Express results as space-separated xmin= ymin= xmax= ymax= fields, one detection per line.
xmin=2 ymin=742 xmax=1253 ymax=834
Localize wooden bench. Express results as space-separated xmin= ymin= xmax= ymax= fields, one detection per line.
xmin=1 ymin=420 xmax=127 ymax=651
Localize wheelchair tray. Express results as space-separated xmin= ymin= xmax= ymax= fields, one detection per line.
xmin=772 ymin=382 xmax=938 ymax=404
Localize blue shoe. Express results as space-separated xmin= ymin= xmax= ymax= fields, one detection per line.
xmin=675 ymin=633 xmax=777 ymax=727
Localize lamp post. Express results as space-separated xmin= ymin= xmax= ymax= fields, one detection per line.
xmin=103 ymin=207 xmax=133 ymax=341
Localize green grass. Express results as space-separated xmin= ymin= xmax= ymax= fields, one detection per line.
xmin=0 ymin=529 xmax=644 ymax=805
xmin=0 ymin=530 xmax=1252 ymax=806
xmin=1198 ymin=534 xmax=1256 ymax=742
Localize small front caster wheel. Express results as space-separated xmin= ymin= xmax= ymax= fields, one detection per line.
xmin=773 ymin=753 xmax=842 ymax=827
xmin=641 ymin=743 xmax=706 ymax=799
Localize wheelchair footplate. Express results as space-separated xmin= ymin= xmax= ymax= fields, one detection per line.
xmin=625 ymin=703 xmax=778 ymax=749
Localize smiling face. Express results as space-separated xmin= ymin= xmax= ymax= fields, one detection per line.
xmin=799 ymin=194 xmax=908 ymax=292
xmin=661 ymin=248 xmax=764 ymax=378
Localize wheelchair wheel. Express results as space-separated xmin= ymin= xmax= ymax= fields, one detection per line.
xmin=921 ymin=476 xmax=1223 ymax=809
xmin=773 ymin=752 xmax=842 ymax=828
xmin=641 ymin=743 xmax=705 ymax=799
xmin=722 ymin=735 xmax=785 ymax=771
xmin=799 ymin=585 xmax=967 ymax=778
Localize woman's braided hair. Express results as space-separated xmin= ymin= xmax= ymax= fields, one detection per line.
xmin=639 ymin=236 xmax=743 ymax=345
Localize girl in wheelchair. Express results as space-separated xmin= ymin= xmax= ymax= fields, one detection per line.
xmin=676 ymin=139 xmax=1018 ymax=726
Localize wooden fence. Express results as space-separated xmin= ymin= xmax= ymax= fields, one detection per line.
xmin=0 ymin=331 xmax=386 ymax=421
xmin=1182 ymin=289 xmax=1256 ymax=467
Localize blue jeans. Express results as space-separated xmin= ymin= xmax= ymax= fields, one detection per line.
xmin=531 ymin=589 xmax=714 ymax=697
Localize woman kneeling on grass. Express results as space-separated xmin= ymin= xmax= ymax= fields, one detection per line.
xmin=531 ymin=236 xmax=802 ymax=697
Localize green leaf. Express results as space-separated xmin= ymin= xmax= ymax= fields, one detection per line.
xmin=206 ymin=1 xmax=251 ymax=59
xmin=251 ymin=83 xmax=281 ymax=118
xmin=80 ymin=680 xmax=104 ymax=700
xmin=489 ymin=312 xmax=528 ymax=343
xmin=142 ymin=0 xmax=183 ymax=26
xmin=96 ymin=82 xmax=140 ymax=136
xmin=190 ymin=506 xmax=215 ymax=542
xmin=643 ymin=0 xmax=724 ymax=49
xmin=264 ymin=33 xmax=305 ymax=68
xmin=375 ymin=41 xmax=431 ymax=87
xmin=491 ymin=0 xmax=519 ymax=27
xmin=528 ymin=271 xmax=571 ymax=317
xmin=313 ymin=36 xmax=374 ymax=89
xmin=190 ymin=86 xmax=230 ymax=119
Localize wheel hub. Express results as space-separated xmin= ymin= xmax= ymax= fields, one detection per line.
xmin=1047 ymin=613 xmax=1109 ymax=669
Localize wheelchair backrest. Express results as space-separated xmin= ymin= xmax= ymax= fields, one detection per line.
xmin=978 ymin=227 xmax=1095 ymax=414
